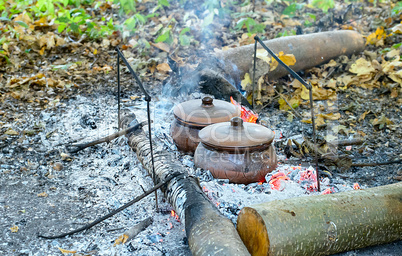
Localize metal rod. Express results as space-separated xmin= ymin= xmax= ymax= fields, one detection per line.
xmin=115 ymin=48 xmax=151 ymax=101
xmin=252 ymin=39 xmax=257 ymax=109
xmin=254 ymin=36 xmax=320 ymax=191
xmin=117 ymin=54 xmax=121 ymax=130
xmin=254 ymin=36 xmax=311 ymax=90
xmin=147 ymin=100 xmax=158 ymax=209
xmin=115 ymin=47 xmax=158 ymax=206
xmin=309 ymin=88 xmax=320 ymax=192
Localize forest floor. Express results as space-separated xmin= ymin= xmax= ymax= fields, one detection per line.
xmin=0 ymin=0 xmax=401 ymax=255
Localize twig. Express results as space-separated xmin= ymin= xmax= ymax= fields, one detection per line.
xmin=38 ymin=172 xmax=182 ymax=239
xmin=328 ymin=138 xmax=364 ymax=147
xmin=117 ymin=217 xmax=153 ymax=244
xmin=66 ymin=121 xmax=147 ymax=153
xmin=352 ymin=159 xmax=402 ymax=167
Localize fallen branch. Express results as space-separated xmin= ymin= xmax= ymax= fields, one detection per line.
xmin=66 ymin=121 xmax=147 ymax=153
xmin=38 ymin=173 xmax=179 ymax=239
xmin=114 ymin=217 xmax=153 ymax=245
xmin=237 ymin=182 xmax=402 ymax=255
xmin=120 ymin=110 xmax=250 ymax=256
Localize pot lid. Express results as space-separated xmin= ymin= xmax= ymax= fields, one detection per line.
xmin=173 ymin=97 xmax=241 ymax=126
xmin=199 ymin=117 xmax=274 ymax=149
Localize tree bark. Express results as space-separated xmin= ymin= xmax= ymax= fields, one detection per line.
xmin=236 ymin=182 xmax=402 ymax=256
xmin=216 ymin=30 xmax=365 ymax=81
xmin=120 ymin=111 xmax=250 ymax=256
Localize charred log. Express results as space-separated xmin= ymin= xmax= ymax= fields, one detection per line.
xmin=120 ymin=110 xmax=250 ymax=256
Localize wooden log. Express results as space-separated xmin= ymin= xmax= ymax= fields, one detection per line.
xmin=216 ymin=31 xmax=365 ymax=81
xmin=236 ymin=182 xmax=402 ymax=256
xmin=120 ymin=111 xmax=250 ymax=256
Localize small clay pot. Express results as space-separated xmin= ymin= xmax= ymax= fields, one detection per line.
xmin=170 ymin=97 xmax=240 ymax=154
xmin=194 ymin=117 xmax=277 ymax=184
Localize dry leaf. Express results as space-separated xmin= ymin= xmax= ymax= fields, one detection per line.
xmin=391 ymin=23 xmax=402 ymax=34
xmin=239 ymin=33 xmax=256 ymax=46
xmin=150 ymin=42 xmax=170 ymax=52
xmin=58 ymin=247 xmax=77 ymax=254
xmin=156 ymin=63 xmax=171 ymax=72
xmin=241 ymin=73 xmax=252 ymax=91
xmin=114 ymin=234 xmax=129 ymax=246
xmin=318 ymin=113 xmax=341 ymax=120
xmin=371 ymin=115 xmax=393 ymax=129
xmin=256 ymin=49 xmax=271 ymax=64
xmin=366 ymin=27 xmax=386 ymax=45
xmin=349 ymin=58 xmax=375 ymax=76
xmin=10 ymin=225 xmax=19 ymax=233
xmin=4 ymin=129 xmax=19 ymax=135
xmin=359 ymin=111 xmax=370 ymax=121
xmin=37 ymin=192 xmax=48 ymax=197
xmin=270 ymin=51 xmax=296 ymax=71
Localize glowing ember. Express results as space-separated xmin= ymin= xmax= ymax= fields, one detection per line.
xmin=269 ymin=171 xmax=290 ymax=190
xmin=297 ymin=168 xmax=318 ymax=192
xmin=321 ymin=187 xmax=335 ymax=195
xmin=230 ymin=97 xmax=258 ymax=123
xmin=170 ymin=210 xmax=180 ymax=222
xmin=353 ymin=183 xmax=361 ymax=190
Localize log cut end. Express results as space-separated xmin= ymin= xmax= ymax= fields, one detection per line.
xmin=237 ymin=207 xmax=269 ymax=256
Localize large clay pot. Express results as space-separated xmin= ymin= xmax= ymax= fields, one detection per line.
xmin=170 ymin=97 xmax=240 ymax=154
xmin=194 ymin=117 xmax=277 ymax=184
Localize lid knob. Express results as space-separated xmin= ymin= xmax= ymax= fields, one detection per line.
xmin=201 ymin=97 xmax=214 ymax=107
xmin=231 ymin=117 xmax=243 ymax=127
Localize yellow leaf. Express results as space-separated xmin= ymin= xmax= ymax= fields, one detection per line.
xmin=14 ymin=12 xmax=32 ymax=25
xmin=359 ymin=110 xmax=370 ymax=121
xmin=241 ymin=73 xmax=252 ymax=91
xmin=4 ymin=129 xmax=19 ymax=135
xmin=366 ymin=27 xmax=386 ymax=45
xmin=114 ymin=234 xmax=129 ymax=246
xmin=156 ymin=63 xmax=171 ymax=72
xmin=318 ymin=113 xmax=341 ymax=120
xmin=37 ymin=192 xmax=48 ymax=197
xmin=349 ymin=58 xmax=375 ymax=76
xmin=315 ymin=115 xmax=325 ymax=127
xmin=93 ymin=49 xmax=98 ymax=55
xmin=270 ymin=51 xmax=296 ymax=71
xmin=10 ymin=225 xmax=19 ymax=233
xmin=58 ymin=247 xmax=77 ymax=254
xmin=39 ymin=46 xmax=45 ymax=56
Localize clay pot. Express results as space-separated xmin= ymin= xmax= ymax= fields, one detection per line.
xmin=171 ymin=97 xmax=241 ymax=154
xmin=194 ymin=117 xmax=277 ymax=184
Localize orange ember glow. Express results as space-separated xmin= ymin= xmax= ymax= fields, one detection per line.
xmin=269 ymin=172 xmax=290 ymax=190
xmin=170 ymin=210 xmax=180 ymax=221
xmin=230 ymin=97 xmax=258 ymax=123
